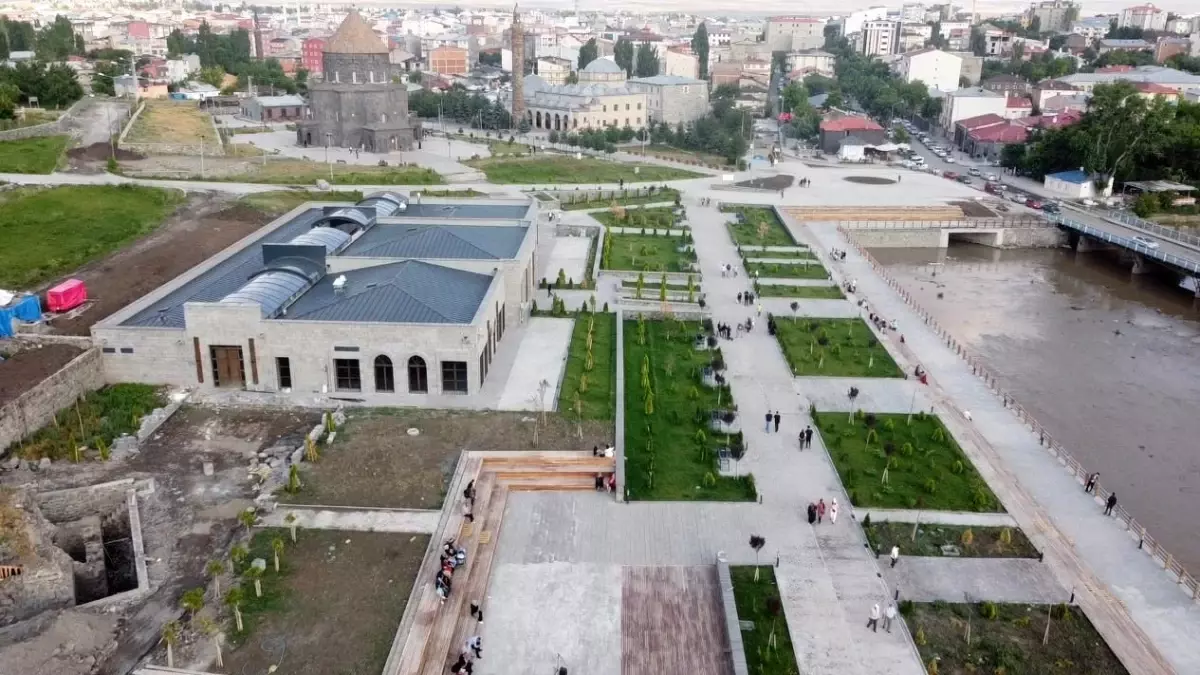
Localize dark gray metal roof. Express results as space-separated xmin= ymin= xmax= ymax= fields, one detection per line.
xmin=120 ymin=208 xmax=328 ymax=328
xmin=343 ymin=224 xmax=526 ymax=259
xmin=280 ymin=260 xmax=492 ymax=324
xmin=401 ymin=203 xmax=530 ymax=219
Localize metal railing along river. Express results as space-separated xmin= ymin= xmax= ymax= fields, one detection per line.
xmin=839 ymin=226 xmax=1200 ymax=602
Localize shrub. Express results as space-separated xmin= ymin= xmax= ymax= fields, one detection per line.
xmin=1012 ymin=615 xmax=1032 ymax=628
xmin=915 ymin=626 xmax=927 ymax=646
xmin=951 ymin=459 xmax=964 ymax=474
xmin=923 ymin=478 xmax=937 ymax=494
xmin=980 ymin=600 xmax=998 ymax=620
xmin=960 ymin=528 xmax=975 ymax=548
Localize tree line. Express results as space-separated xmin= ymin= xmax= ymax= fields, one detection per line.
xmin=409 ymin=86 xmax=512 ymax=130
xmin=166 ymin=23 xmax=303 ymax=95
xmin=0 ymin=15 xmax=84 ymax=61
xmin=0 ymin=61 xmax=83 ymax=116
xmin=1002 ymin=82 xmax=1200 ymax=197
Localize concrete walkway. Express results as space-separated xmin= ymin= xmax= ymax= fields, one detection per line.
xmin=804 ymin=221 xmax=1196 ymax=674
xmin=759 ymin=298 xmax=859 ymax=318
xmin=882 ymin=557 xmax=1066 ymax=603
xmin=261 ymin=505 xmax=441 ymax=534
xmin=853 ymin=508 xmax=1017 ymax=527
xmin=683 ymin=200 xmax=925 ymax=675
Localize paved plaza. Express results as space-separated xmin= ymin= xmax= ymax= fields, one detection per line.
xmin=882 ymin=557 xmax=1067 ymax=603
xmin=495 ymin=317 xmax=573 ymax=410
xmin=544 ymin=235 xmax=591 ymax=285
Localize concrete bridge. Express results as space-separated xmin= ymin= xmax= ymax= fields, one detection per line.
xmin=837 ymin=217 xmax=1062 ymax=249
xmin=1049 ymin=211 xmax=1200 ymax=293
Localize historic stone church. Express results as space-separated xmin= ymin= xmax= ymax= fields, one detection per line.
xmin=296 ymin=10 xmax=418 ymax=152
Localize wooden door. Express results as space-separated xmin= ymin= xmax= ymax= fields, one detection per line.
xmin=210 ymin=346 xmax=245 ymax=388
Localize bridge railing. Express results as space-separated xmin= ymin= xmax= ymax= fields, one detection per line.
xmin=840 ymin=226 xmax=1200 ymax=602
xmin=1104 ymin=210 xmax=1200 ymax=250
xmin=838 ymin=217 xmax=1047 ymax=230
xmin=1050 ymin=214 xmax=1200 ymax=275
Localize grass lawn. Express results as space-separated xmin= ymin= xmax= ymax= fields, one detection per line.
xmin=558 ymin=312 xmax=617 ymax=420
xmin=219 ymin=159 xmax=442 ymax=185
xmin=238 ymin=190 xmax=364 ymax=215
xmin=125 ymin=100 xmax=217 ymax=145
xmin=746 ymin=260 xmax=829 ymax=279
xmin=622 ymin=278 xmax=693 ymax=290
xmin=603 ymin=233 xmax=695 ymax=272
xmin=592 ymin=206 xmax=681 ymax=229
xmin=903 ymin=602 xmax=1128 ymax=675
xmin=773 ymin=318 xmax=902 ymax=377
xmin=864 ymin=521 xmax=1038 ymax=558
xmin=465 ymin=155 xmax=703 ymax=184
xmin=12 ymin=384 xmax=164 ymax=460
xmin=731 ymin=566 xmax=800 ymax=675
xmin=743 ymin=250 xmax=816 ymax=260
xmin=561 ymin=187 xmax=681 ymax=210
xmin=0 ymin=135 xmax=69 ymax=173
xmin=0 ymin=185 xmax=184 ymax=289
xmin=813 ymin=411 xmax=1002 ymax=512
xmin=0 ymin=108 xmax=60 ymax=131
xmin=755 ymin=284 xmax=844 ymax=299
xmin=624 ymin=317 xmax=756 ymax=501
xmin=643 ymin=144 xmax=733 ymax=167
xmin=222 ymin=528 xmax=428 ymax=675
xmin=412 ymin=188 xmax=487 ymax=198
xmin=724 ymin=206 xmax=795 ymax=246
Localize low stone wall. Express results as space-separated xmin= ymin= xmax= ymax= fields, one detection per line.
xmin=0 ymin=347 xmax=105 ymax=454
xmin=998 ymin=226 xmax=1066 ymax=248
xmin=36 ymin=478 xmax=133 ymax=524
xmin=0 ymin=100 xmax=84 ymax=142
xmin=716 ymin=557 xmax=751 ymax=675
xmin=848 ymin=229 xmax=946 ymax=248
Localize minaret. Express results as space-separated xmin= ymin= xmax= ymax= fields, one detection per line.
xmin=511 ymin=4 xmax=526 ymax=127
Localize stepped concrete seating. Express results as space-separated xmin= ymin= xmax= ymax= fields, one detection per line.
xmin=0 ymin=565 xmax=23 ymax=580
xmin=394 ymin=451 xmax=616 ymax=675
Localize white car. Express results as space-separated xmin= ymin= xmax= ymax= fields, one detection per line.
xmin=985 ymin=173 xmax=1000 ymax=181
xmin=944 ymin=156 xmax=956 ymax=164
xmin=1080 ymin=198 xmax=1098 ymax=207
xmin=968 ymin=168 xmax=981 ymax=177
xmin=1132 ymin=235 xmax=1160 ymax=249
xmin=912 ymin=156 xmax=926 ymax=166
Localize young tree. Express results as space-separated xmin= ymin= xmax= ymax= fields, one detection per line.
xmin=271 ymin=536 xmax=285 ymax=573
xmin=181 ymin=587 xmax=206 ymax=622
xmin=225 ymin=586 xmax=245 ymax=632
xmin=245 ymin=565 xmax=264 ymax=598
xmin=284 ymin=512 xmax=300 ymax=543
xmin=205 ymin=560 xmax=225 ymax=599
xmin=197 ymin=616 xmax=223 ymax=669
xmin=692 ymin=23 xmax=710 ymax=80
xmin=230 ymin=544 xmax=249 ymax=569
xmin=749 ymin=534 xmax=767 ymax=580
xmin=237 ymin=508 xmax=258 ymax=532
xmin=161 ymin=621 xmax=180 ymax=668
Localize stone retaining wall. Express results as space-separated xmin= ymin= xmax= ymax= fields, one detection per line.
xmin=0 ymin=347 xmax=105 ymax=454
xmin=0 ymin=100 xmax=85 ymax=141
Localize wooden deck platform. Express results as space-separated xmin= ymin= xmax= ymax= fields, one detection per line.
xmin=622 ymin=565 xmax=734 ymax=675
xmin=388 ymin=451 xmax=616 ymax=675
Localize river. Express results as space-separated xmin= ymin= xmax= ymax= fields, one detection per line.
xmin=871 ymin=243 xmax=1200 ymax=572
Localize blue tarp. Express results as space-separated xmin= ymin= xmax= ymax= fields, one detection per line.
xmin=0 ymin=295 xmax=42 ymax=337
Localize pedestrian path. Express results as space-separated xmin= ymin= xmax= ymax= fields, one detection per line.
xmin=853 ymin=508 xmax=1017 ymax=527
xmin=882 ymin=557 xmax=1066 ymax=603
xmin=261 ymin=505 xmax=441 ymax=534
xmin=758 ymin=298 xmax=859 ymax=318
xmin=684 ymin=202 xmax=925 ymax=675
xmin=804 ymin=221 xmax=1194 ymax=675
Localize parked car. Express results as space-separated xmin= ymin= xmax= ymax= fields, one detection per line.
xmin=985 ymin=173 xmax=1000 ymax=181
xmin=942 ymin=170 xmax=959 ymax=180
xmin=1025 ymin=197 xmax=1044 ymax=209
xmin=944 ymin=156 xmax=956 ymax=164
xmin=1133 ymin=235 xmax=1160 ymax=249
xmin=956 ymin=175 xmax=972 ymax=184
xmin=1080 ymin=198 xmax=1098 ymax=207
xmin=985 ymin=182 xmax=1001 ymax=194
xmin=1008 ymin=192 xmax=1026 ymax=203
xmin=968 ymin=167 xmax=981 ymax=177
xmin=1042 ymin=202 xmax=1061 ymax=214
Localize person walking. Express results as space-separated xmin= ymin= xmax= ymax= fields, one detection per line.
xmin=866 ymin=603 xmax=880 ymax=632
xmin=765 ymin=411 xmax=773 ymax=432
xmin=465 ymin=635 xmax=482 ymax=659
xmin=1105 ymin=492 xmax=1118 ymax=516
xmin=830 ymin=498 xmax=839 ymax=524
xmin=807 ymin=502 xmax=817 ymax=524
xmin=757 ymin=302 xmax=763 ymax=317
xmin=1084 ymin=472 xmax=1099 ymax=494
xmin=816 ymin=498 xmax=826 ymax=523
xmin=469 ymin=602 xmax=484 ymax=623
xmin=773 ymin=411 xmax=781 ymax=433
xmin=804 ymin=426 xmax=813 ymax=448
xmin=890 ymin=545 xmax=900 ymax=568
xmin=883 ymin=603 xmax=896 ymax=633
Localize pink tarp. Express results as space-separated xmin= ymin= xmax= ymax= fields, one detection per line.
xmin=47 ymin=279 xmax=87 ymax=312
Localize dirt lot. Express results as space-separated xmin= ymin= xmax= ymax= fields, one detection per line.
xmin=217 ymin=530 xmax=429 ymax=675
xmin=282 ymin=410 xmax=614 ymax=509
xmin=46 ymin=194 xmax=274 ymax=336
xmin=65 ymin=141 xmax=144 ymax=172
xmin=0 ymin=342 xmax=83 ymax=408
xmin=0 ymin=405 xmax=320 ymax=675
xmin=123 ymin=100 xmax=217 ymax=147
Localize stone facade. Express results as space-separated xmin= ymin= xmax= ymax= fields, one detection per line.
xmin=627 ymin=76 xmax=710 ymax=126
xmin=296 ymin=35 xmax=418 ymax=150
xmin=0 ymin=347 xmax=105 ymax=454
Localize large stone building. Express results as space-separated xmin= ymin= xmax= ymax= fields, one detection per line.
xmin=92 ymin=193 xmax=540 ymax=403
xmin=627 ymin=75 xmax=710 ymax=126
xmin=296 ymin=10 xmax=418 ymax=152
xmin=518 ymin=57 xmax=649 ymax=131
xmin=764 ymin=16 xmax=825 ymax=52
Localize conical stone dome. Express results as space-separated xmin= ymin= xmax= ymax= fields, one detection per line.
xmin=326 ymin=9 xmax=387 ymax=54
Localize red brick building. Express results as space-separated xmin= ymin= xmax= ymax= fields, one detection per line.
xmin=302 ymin=37 xmax=326 ymax=77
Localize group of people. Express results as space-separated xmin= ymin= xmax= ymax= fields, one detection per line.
xmin=449 ymin=635 xmax=484 ymax=675
xmin=804 ymin=497 xmax=838 ymax=525
xmin=797 ymin=425 xmax=814 ymax=449
xmin=715 ymin=322 xmax=740 ymax=340
xmin=719 ymin=263 xmax=740 ymax=278
xmin=435 ymin=540 xmax=468 ymax=602
xmin=736 ymin=291 xmax=757 ymax=306
xmin=699 ymin=197 xmax=714 ymax=206
xmin=866 ymin=602 xmax=898 ymax=633
xmin=829 ymin=248 xmax=849 ymax=262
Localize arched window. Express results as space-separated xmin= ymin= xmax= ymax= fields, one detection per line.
xmin=408 ymin=356 xmax=428 ymax=393
xmin=374 ymin=355 xmax=395 ymax=392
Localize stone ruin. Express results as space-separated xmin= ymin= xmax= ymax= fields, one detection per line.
xmin=0 ymin=480 xmax=144 ymax=628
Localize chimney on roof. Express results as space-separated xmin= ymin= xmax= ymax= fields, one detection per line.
xmin=333 ymin=275 xmax=347 ymax=295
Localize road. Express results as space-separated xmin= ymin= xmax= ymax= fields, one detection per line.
xmin=65 ymin=98 xmax=133 ymax=147
xmin=904 ymin=135 xmax=1200 ymax=270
